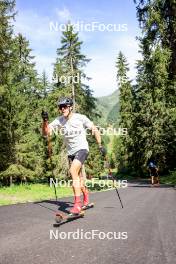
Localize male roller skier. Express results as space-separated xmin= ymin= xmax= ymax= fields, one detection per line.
xmin=44 ymin=97 xmax=105 ymax=214
xmin=148 ymin=161 xmax=160 ymax=186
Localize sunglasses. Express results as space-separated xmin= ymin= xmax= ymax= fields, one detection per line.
xmin=58 ymin=104 xmax=69 ymax=110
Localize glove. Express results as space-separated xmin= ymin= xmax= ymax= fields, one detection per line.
xmin=41 ymin=110 xmax=48 ymax=121
xmin=41 ymin=110 xmax=49 ymax=137
xmin=99 ymin=145 xmax=107 ymax=157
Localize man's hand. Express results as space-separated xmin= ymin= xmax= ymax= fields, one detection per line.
xmin=91 ymin=125 xmax=106 ymax=156
xmin=41 ymin=110 xmax=49 ymax=137
xmin=41 ymin=110 xmax=48 ymax=121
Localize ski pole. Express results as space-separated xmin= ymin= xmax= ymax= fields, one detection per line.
xmin=41 ymin=110 xmax=58 ymax=201
xmin=105 ymin=155 xmax=124 ymax=209
xmin=111 ymin=174 xmax=124 ymax=208
xmin=49 ymin=154 xmax=58 ymax=201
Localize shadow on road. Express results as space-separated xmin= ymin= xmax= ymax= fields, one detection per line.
xmin=53 ymin=214 xmax=84 ymax=228
xmin=33 ymin=200 xmax=84 ymax=227
xmin=34 ymin=200 xmax=74 ymax=214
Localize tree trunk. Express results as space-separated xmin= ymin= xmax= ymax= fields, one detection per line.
xmin=9 ymin=176 xmax=13 ymax=186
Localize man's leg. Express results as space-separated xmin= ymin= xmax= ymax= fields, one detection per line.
xmin=69 ymin=159 xmax=82 ymax=214
xmin=158 ymin=177 xmax=160 ymax=184
xmin=69 ymin=150 xmax=89 ymax=212
xmin=151 ymin=176 xmax=154 ymax=185
xmin=156 ymin=177 xmax=160 ymax=185
xmin=79 ymin=168 xmax=89 ymax=206
xmin=156 ymin=170 xmax=160 ymax=184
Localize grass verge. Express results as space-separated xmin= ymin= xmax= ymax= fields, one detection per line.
xmin=0 ymin=184 xmax=72 ymax=206
xmin=160 ymin=174 xmax=176 ymax=185
xmin=0 ymin=179 xmax=116 ymax=206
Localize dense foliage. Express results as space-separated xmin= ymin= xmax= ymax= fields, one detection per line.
xmin=0 ymin=0 xmax=175 ymax=185
xmin=112 ymin=0 xmax=176 ymax=176
xmin=0 ymin=1 xmax=103 ymax=185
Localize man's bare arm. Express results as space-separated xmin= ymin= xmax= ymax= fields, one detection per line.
xmin=91 ymin=125 xmax=102 ymax=146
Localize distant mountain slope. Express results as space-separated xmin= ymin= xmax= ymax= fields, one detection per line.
xmin=107 ymin=102 xmax=119 ymax=124
xmin=96 ymin=90 xmax=119 ymax=125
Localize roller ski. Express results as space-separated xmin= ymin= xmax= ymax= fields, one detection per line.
xmin=55 ymin=201 xmax=85 ymax=224
xmin=55 ymin=210 xmax=85 ymax=224
xmin=81 ymin=189 xmax=94 ymax=210
xmin=82 ymin=202 xmax=94 ymax=210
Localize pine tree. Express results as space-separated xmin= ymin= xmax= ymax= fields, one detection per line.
xmin=133 ymin=46 xmax=170 ymax=174
xmin=0 ymin=29 xmax=46 ymax=184
xmin=11 ymin=33 xmax=45 ymax=182
xmin=0 ymin=0 xmax=16 ymax=171
xmin=40 ymin=70 xmax=50 ymax=98
xmin=52 ymin=23 xmax=102 ymax=177
xmin=133 ymin=0 xmax=175 ymax=173
xmin=53 ymin=23 xmax=96 ymax=114
xmin=114 ymin=52 xmax=133 ymax=172
xmin=134 ymin=0 xmax=176 ymax=80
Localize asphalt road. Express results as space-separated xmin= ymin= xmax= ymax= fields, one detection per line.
xmin=0 ymin=182 xmax=176 ymax=264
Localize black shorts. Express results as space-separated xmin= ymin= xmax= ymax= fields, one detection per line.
xmin=149 ymin=168 xmax=158 ymax=177
xmin=68 ymin=149 xmax=89 ymax=165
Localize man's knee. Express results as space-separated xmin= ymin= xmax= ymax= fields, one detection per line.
xmin=69 ymin=166 xmax=75 ymax=176
xmin=70 ymin=166 xmax=80 ymax=176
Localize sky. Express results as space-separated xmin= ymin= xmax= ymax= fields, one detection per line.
xmin=14 ymin=0 xmax=142 ymax=97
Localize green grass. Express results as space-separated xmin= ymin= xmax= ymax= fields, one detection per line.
xmin=0 ymin=179 xmax=117 ymax=206
xmin=160 ymin=174 xmax=176 ymax=185
xmin=0 ymin=184 xmax=72 ymax=206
